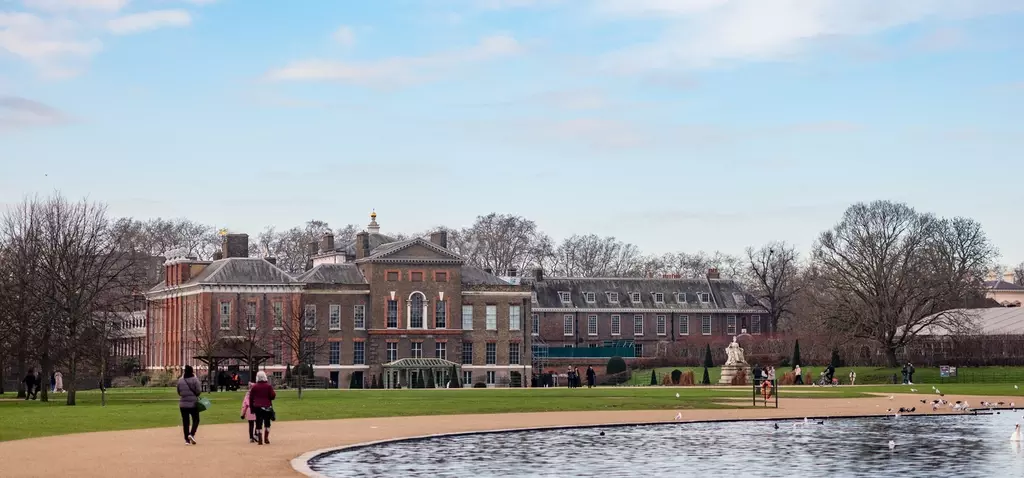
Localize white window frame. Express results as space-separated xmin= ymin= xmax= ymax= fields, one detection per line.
xmin=486 ymin=370 xmax=496 ymax=385
xmin=509 ymin=305 xmax=521 ymax=330
xmin=509 ymin=343 xmax=521 ymax=365
xmin=329 ymin=304 xmax=341 ymax=330
xmin=679 ymin=315 xmax=689 ymax=335
xmin=411 ymin=342 xmax=423 ymax=359
xmin=272 ymin=302 xmax=283 ymax=329
xmin=656 ymin=315 xmax=666 ymax=336
xmin=727 ymin=315 xmax=737 ymax=335
xmin=584 ymin=292 xmax=596 ymax=304
xmin=408 ymin=292 xmax=427 ymax=329
xmin=588 ymin=315 xmax=598 ymax=336
xmin=558 ymin=291 xmax=571 ymax=304
xmin=701 ymin=315 xmax=712 ymax=335
xmin=386 ymin=342 xmax=397 ymax=362
xmin=386 ymin=300 xmax=398 ymax=328
xmin=677 ymin=292 xmax=686 ymax=303
xmin=607 ymin=292 xmax=619 ymax=303
xmin=485 ymin=305 xmax=497 ymax=330
xmin=462 ymin=305 xmax=473 ymax=330
xmin=531 ymin=313 xmax=539 ymax=335
xmin=462 ymin=370 xmax=473 ymax=386
xmin=354 ymin=305 xmax=365 ymax=329
xmin=219 ymin=301 xmax=231 ymax=330
xmin=485 ymin=343 xmax=496 ymax=365
xmin=752 ymin=315 xmax=762 ymax=335
xmin=246 ymin=302 xmax=257 ymax=330
xmin=563 ymin=315 xmax=574 ymax=336
xmin=304 ymin=304 xmax=316 ymax=330
xmin=630 ymin=292 xmax=641 ymax=303
xmin=633 ymin=314 xmax=644 ymax=336
xmin=699 ymin=292 xmax=710 ymax=303
xmin=353 ymin=341 xmax=365 ymax=365
xmin=328 ymin=342 xmax=341 ymax=365
xmin=435 ymin=342 xmax=447 ymax=359
xmin=653 ymin=293 xmax=664 ymax=304
xmin=435 ymin=300 xmax=447 ymax=329
xmin=611 ymin=315 xmax=621 ymax=336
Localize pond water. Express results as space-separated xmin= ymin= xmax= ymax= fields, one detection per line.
xmin=308 ymin=413 xmax=1024 ymax=478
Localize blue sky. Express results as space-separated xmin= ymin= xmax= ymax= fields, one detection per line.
xmin=1 ymin=0 xmax=1023 ymax=265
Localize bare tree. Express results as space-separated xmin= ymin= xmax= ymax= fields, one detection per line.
xmin=812 ymin=201 xmax=996 ymax=366
xmin=549 ymin=234 xmax=646 ymax=277
xmin=233 ymin=299 xmax=274 ymax=381
xmin=0 ymin=198 xmax=46 ymax=399
xmin=279 ymin=298 xmax=330 ymax=398
xmin=455 ymin=213 xmax=546 ymax=274
xmin=1014 ymin=262 xmax=1024 ymax=287
xmin=745 ymin=242 xmax=803 ymax=335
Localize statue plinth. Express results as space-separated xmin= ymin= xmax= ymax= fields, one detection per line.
xmin=719 ymin=363 xmax=752 ymax=385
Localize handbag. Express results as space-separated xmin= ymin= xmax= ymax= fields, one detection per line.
xmin=262 ymin=406 xmax=276 ymax=421
xmin=197 ymin=396 xmax=212 ymax=413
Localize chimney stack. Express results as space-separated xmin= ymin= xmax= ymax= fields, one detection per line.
xmin=534 ymin=268 xmax=544 ymax=282
xmin=355 ymin=231 xmax=369 ymax=260
xmin=319 ymin=232 xmax=335 ymax=254
xmin=306 ymin=241 xmax=317 ymax=271
xmin=429 ymin=231 xmax=448 ymax=249
xmin=221 ymin=234 xmax=249 ymax=259
xmin=706 ymin=268 xmax=720 ymax=279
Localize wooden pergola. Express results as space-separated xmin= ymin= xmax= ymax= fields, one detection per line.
xmin=383 ymin=358 xmax=460 ymax=389
xmin=193 ymin=337 xmax=273 ymax=391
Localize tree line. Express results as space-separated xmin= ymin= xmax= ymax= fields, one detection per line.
xmin=0 ymin=194 xmax=1006 ymax=404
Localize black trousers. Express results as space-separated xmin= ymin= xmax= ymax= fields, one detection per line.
xmin=179 ymin=406 xmax=199 ymax=441
xmin=248 ymin=420 xmax=255 ymax=439
xmin=254 ymin=407 xmax=272 ymax=430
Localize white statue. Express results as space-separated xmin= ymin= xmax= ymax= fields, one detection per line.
xmin=725 ymin=337 xmax=746 ymax=365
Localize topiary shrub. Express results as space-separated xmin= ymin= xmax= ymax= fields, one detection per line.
xmin=791 ymin=340 xmax=802 ymax=369
xmin=661 ymin=373 xmax=673 ymax=386
xmin=701 ymin=366 xmax=710 ymax=385
xmin=607 ymin=356 xmax=627 ymax=375
xmin=680 ymin=370 xmax=695 ymax=386
xmin=473 ymin=382 xmax=487 ymax=388
xmin=670 ymin=369 xmax=682 ymax=384
xmin=703 ymin=344 xmax=714 ymax=368
xmin=650 ymin=370 xmax=658 ymax=386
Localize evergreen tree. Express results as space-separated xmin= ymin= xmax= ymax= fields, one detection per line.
xmin=284 ymin=364 xmax=292 ymax=386
xmin=830 ymin=349 xmax=842 ymax=368
xmin=701 ymin=367 xmax=711 ymax=385
xmin=450 ymin=365 xmax=461 ymax=388
xmin=650 ymin=370 xmax=658 ymax=386
xmin=426 ymin=370 xmax=436 ymax=388
xmin=703 ymin=344 xmax=714 ymax=368
xmin=792 ymin=340 xmax=802 ymax=369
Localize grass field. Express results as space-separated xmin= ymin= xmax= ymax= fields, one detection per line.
xmin=3 ymin=382 xmax=1024 ymax=442
xmin=627 ymin=366 xmax=1024 ymax=386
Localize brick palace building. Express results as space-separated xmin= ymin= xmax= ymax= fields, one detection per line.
xmin=145 ymin=213 xmax=533 ymax=388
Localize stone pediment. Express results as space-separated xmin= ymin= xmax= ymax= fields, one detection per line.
xmin=363 ymin=238 xmax=464 ymax=264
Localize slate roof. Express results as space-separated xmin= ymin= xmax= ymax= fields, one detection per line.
xmin=147 ymin=257 xmax=299 ymax=294
xmin=357 ymin=237 xmax=464 ymax=263
xmin=986 ymin=280 xmax=1024 ymax=291
xmin=295 ymin=263 xmax=367 ymax=285
xmin=339 ymin=232 xmax=395 ymax=258
xmin=461 ymin=265 xmax=512 ymax=285
xmin=532 ymin=277 xmax=765 ymax=311
xmin=919 ymin=308 xmax=1024 ymax=336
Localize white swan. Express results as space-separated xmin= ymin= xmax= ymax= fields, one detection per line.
xmin=888 ymin=440 xmax=896 ymax=450
xmin=1012 ymin=424 xmax=1022 ymax=442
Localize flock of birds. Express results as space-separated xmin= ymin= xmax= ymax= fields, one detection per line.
xmin=667 ymin=383 xmax=1024 ymax=451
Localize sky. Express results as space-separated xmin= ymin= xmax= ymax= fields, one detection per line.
xmin=1 ymin=0 xmax=1023 ymax=265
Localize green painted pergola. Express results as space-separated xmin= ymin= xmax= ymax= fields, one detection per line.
xmin=383 ymin=358 xmax=461 ymax=389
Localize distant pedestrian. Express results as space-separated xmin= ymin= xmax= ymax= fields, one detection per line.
xmin=907 ymin=363 xmax=915 ymax=384
xmin=50 ymin=372 xmax=56 ymax=393
xmin=23 ymin=369 xmax=38 ymax=400
xmin=586 ymin=366 xmax=596 ymax=388
xmin=567 ymin=366 xmax=575 ymax=389
xmin=794 ymin=365 xmax=803 ymax=385
xmin=848 ymin=370 xmax=856 ymax=386
xmin=177 ymin=365 xmax=202 ymax=445
xmin=250 ymin=371 xmax=277 ymax=445
xmin=241 ymin=382 xmax=257 ymax=443
xmin=901 ymin=364 xmax=909 ymax=384
xmin=767 ymin=366 xmax=776 ymax=382
xmin=54 ymin=371 xmax=64 ymax=393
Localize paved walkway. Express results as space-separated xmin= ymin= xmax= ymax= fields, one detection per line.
xmin=0 ymin=393 xmax=1017 ymax=478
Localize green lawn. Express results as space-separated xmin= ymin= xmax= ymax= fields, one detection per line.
xmin=2 ymin=381 xmax=1023 ymax=443
xmin=629 ymin=366 xmax=1024 ymax=386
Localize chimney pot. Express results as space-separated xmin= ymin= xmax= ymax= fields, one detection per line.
xmin=221 ymin=234 xmax=249 ymax=259
xmin=212 ymin=251 xmax=224 ymax=260
xmin=319 ymin=233 xmax=335 ymax=254
xmin=429 ymin=231 xmax=448 ymax=249
xmin=355 ymin=232 xmax=369 ymax=260
xmin=706 ymin=268 xmax=720 ymax=279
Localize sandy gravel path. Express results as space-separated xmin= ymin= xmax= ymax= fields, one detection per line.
xmin=0 ymin=393 xmax=1017 ymax=478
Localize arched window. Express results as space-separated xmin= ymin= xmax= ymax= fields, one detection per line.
xmin=409 ymin=292 xmax=426 ymax=329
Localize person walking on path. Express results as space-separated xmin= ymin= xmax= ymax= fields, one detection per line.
xmin=177 ymin=365 xmax=202 ymax=445
xmin=907 ymin=363 xmax=916 ymax=384
xmin=53 ymin=371 xmax=64 ymax=393
xmin=586 ymin=366 xmax=596 ymax=388
xmin=250 ymin=371 xmax=277 ymax=445
xmin=794 ymin=365 xmax=803 ymax=385
xmin=23 ymin=369 xmax=38 ymax=400
xmin=901 ymin=364 xmax=909 ymax=384
xmin=240 ymin=382 xmax=257 ymax=443
xmin=848 ymin=370 xmax=857 ymax=386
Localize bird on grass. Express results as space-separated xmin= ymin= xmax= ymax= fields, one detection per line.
xmin=910 ymin=389 xmax=918 ymax=392
xmin=888 ymin=440 xmax=896 ymax=451
xmin=889 ymin=396 xmax=895 ymax=400
xmin=674 ymin=412 xmax=682 ymax=420
xmin=774 ymin=423 xmax=779 ymax=430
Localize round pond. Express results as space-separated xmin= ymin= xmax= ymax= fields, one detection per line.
xmin=308 ymin=413 xmax=1024 ymax=477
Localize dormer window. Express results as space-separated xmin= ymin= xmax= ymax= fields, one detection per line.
xmin=653 ymin=293 xmax=665 ymax=304
xmin=677 ymin=292 xmax=686 ymax=303
xmin=584 ymin=292 xmax=596 ymax=304
xmin=531 ymin=291 xmax=538 ymax=304
xmin=607 ymin=292 xmax=619 ymax=303
xmin=558 ymin=291 xmax=572 ymax=304
xmin=699 ymin=292 xmax=710 ymax=303
xmin=630 ymin=292 xmax=641 ymax=303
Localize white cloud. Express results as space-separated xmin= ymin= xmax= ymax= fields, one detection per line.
xmin=266 ymin=34 xmax=522 ymax=85
xmin=107 ymin=10 xmax=191 ymax=35
xmin=331 ymin=25 xmax=355 ymax=47
xmin=596 ymin=0 xmax=1024 ymax=73
xmin=21 ymin=0 xmax=129 ymax=13
xmin=0 ymin=95 xmax=70 ymax=132
xmin=0 ymin=12 xmax=102 ymax=77
xmin=476 ymin=0 xmax=562 ymax=9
